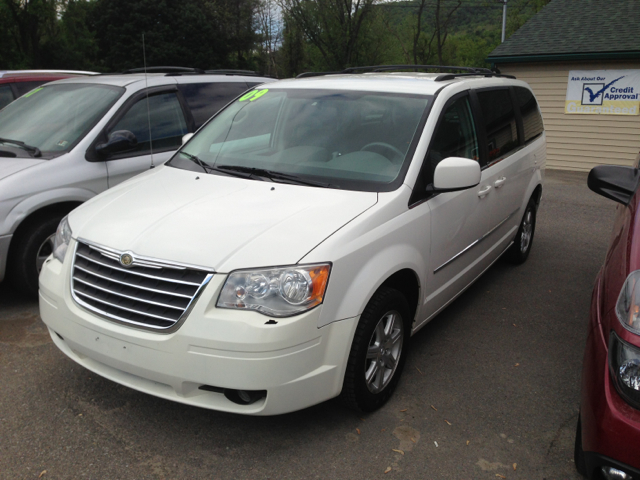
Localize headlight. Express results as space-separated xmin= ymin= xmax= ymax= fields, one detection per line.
xmin=217 ymin=264 xmax=331 ymax=317
xmin=52 ymin=216 xmax=72 ymax=264
xmin=615 ymin=270 xmax=640 ymax=335
xmin=609 ymin=331 xmax=640 ymax=410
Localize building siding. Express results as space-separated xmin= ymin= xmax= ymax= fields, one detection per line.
xmin=497 ymin=61 xmax=640 ymax=171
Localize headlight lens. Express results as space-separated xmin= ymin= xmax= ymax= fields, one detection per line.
xmin=52 ymin=216 xmax=72 ymax=264
xmin=615 ymin=270 xmax=640 ymax=334
xmin=217 ymin=264 xmax=331 ymax=317
xmin=609 ymin=330 xmax=640 ymax=410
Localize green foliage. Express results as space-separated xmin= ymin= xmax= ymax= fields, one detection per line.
xmin=0 ymin=0 xmax=551 ymax=75
xmin=90 ymin=0 xmax=258 ymax=72
xmin=280 ymin=0 xmax=552 ymax=73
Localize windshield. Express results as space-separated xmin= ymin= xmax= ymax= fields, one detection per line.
xmin=0 ymin=83 xmax=124 ymax=157
xmin=168 ymin=88 xmax=431 ymax=191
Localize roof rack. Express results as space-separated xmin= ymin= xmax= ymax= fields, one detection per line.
xmin=295 ymin=64 xmax=511 ymax=80
xmin=205 ymin=69 xmax=262 ymax=76
xmin=434 ymin=72 xmax=516 ymax=82
xmin=118 ymin=66 xmax=269 ymax=77
xmin=120 ymin=66 xmax=206 ymax=74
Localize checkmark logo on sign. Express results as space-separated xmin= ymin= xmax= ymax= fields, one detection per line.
xmin=582 ymin=76 xmax=625 ymax=105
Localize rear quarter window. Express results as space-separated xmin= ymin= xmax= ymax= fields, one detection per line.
xmin=178 ymin=82 xmax=250 ymax=128
xmin=14 ymin=81 xmax=48 ymax=97
xmin=0 ymin=85 xmax=14 ymax=110
xmin=515 ymin=87 xmax=544 ymax=144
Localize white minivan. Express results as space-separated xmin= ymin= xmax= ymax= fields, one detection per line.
xmin=0 ymin=69 xmax=274 ymax=295
xmin=39 ymin=67 xmax=545 ymax=415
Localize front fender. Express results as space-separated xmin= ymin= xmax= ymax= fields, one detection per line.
xmin=1 ymin=187 xmax=96 ymax=236
xmin=302 ymin=187 xmax=430 ymax=329
xmin=319 ymin=244 xmax=425 ymax=329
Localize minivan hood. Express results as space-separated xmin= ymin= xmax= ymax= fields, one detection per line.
xmin=0 ymin=156 xmax=46 ymax=181
xmin=69 ymin=166 xmax=377 ymax=272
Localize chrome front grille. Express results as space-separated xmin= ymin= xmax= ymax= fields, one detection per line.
xmin=71 ymin=240 xmax=213 ymax=331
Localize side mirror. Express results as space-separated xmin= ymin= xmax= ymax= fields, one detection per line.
xmin=182 ymin=133 xmax=194 ymax=145
xmin=429 ymin=157 xmax=481 ymax=193
xmin=588 ymin=165 xmax=640 ymax=205
xmin=96 ymin=130 xmax=137 ymax=157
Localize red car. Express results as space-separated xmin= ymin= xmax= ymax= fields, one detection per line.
xmin=0 ymin=70 xmax=97 ymax=110
xmin=575 ymin=165 xmax=640 ymax=479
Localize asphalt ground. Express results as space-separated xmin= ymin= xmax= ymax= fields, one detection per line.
xmin=0 ymin=169 xmax=615 ymax=480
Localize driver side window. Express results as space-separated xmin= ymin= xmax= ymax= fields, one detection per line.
xmin=424 ymin=95 xmax=478 ymax=185
xmin=108 ymin=92 xmax=188 ymax=157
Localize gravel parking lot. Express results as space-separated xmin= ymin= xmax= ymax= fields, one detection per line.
xmin=0 ymin=169 xmax=615 ymax=480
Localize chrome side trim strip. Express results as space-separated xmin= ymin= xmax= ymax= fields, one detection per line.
xmin=76 ymin=251 xmax=202 ymax=286
xmin=413 ymin=240 xmax=514 ymax=334
xmin=73 ymin=264 xmax=194 ymax=298
xmin=434 ymin=207 xmax=519 ymax=274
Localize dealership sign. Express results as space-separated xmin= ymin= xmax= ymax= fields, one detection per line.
xmin=565 ymin=70 xmax=640 ymax=115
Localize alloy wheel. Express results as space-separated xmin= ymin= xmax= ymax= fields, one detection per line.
xmin=365 ymin=310 xmax=404 ymax=393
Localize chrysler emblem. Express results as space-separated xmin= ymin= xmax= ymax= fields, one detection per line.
xmin=120 ymin=253 xmax=133 ymax=267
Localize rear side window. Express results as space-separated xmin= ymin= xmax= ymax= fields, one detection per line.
xmin=14 ymin=81 xmax=46 ymax=97
xmin=515 ymin=87 xmax=544 ymax=143
xmin=178 ymin=82 xmax=250 ymax=128
xmin=0 ymin=85 xmax=14 ymax=110
xmin=477 ymin=89 xmax=519 ymax=163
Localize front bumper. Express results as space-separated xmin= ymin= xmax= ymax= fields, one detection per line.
xmin=39 ymin=252 xmax=358 ymax=415
xmin=580 ymin=273 xmax=640 ymax=478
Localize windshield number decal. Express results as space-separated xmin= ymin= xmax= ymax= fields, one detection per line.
xmin=239 ymin=89 xmax=269 ymax=102
xmin=22 ymin=87 xmax=43 ymax=98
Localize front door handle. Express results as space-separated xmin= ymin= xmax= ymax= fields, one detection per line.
xmin=494 ymin=177 xmax=507 ymax=188
xmin=477 ymin=185 xmax=492 ymax=198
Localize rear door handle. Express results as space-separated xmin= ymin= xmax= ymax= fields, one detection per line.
xmin=477 ymin=185 xmax=492 ymax=198
xmin=494 ymin=177 xmax=507 ymax=188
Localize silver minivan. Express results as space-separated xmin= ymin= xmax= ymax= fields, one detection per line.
xmin=0 ymin=70 xmax=275 ymax=295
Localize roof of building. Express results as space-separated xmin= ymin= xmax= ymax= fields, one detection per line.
xmin=487 ymin=0 xmax=640 ymax=64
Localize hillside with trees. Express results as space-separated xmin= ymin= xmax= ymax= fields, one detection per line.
xmin=0 ymin=0 xmax=550 ymax=77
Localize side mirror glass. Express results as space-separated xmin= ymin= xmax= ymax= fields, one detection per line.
xmin=96 ymin=130 xmax=138 ymax=157
xmin=182 ymin=133 xmax=194 ymax=145
xmin=430 ymin=157 xmax=481 ymax=192
xmin=588 ymin=165 xmax=640 ymax=205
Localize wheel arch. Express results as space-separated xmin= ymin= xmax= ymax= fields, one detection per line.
xmin=317 ymin=243 xmax=425 ymax=329
xmin=379 ymin=268 xmax=420 ymax=324
xmin=7 ymin=201 xmax=83 ymax=258
xmin=531 ymin=183 xmax=543 ymax=208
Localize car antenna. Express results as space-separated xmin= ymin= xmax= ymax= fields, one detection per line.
xmin=143 ymin=34 xmax=155 ymax=169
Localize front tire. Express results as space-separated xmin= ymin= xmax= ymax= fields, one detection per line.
xmin=505 ymin=199 xmax=536 ymax=264
xmin=341 ymin=287 xmax=411 ymax=412
xmin=8 ymin=215 xmax=63 ymax=297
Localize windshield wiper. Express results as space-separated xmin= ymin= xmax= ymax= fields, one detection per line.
xmin=179 ymin=152 xmax=257 ymax=180
xmin=0 ymin=137 xmax=41 ymax=157
xmin=215 ymin=165 xmax=332 ymax=188
xmin=179 ymin=151 xmax=211 ymax=173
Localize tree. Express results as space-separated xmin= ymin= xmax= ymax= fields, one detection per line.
xmin=90 ymin=0 xmax=259 ymax=72
xmin=1 ymin=0 xmax=60 ymax=68
xmin=255 ymin=0 xmax=282 ymax=77
xmin=279 ymin=0 xmax=377 ymax=71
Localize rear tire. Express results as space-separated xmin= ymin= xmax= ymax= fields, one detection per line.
xmin=505 ymin=199 xmax=536 ymax=264
xmin=8 ymin=215 xmax=63 ymax=297
xmin=341 ymin=287 xmax=411 ymax=412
